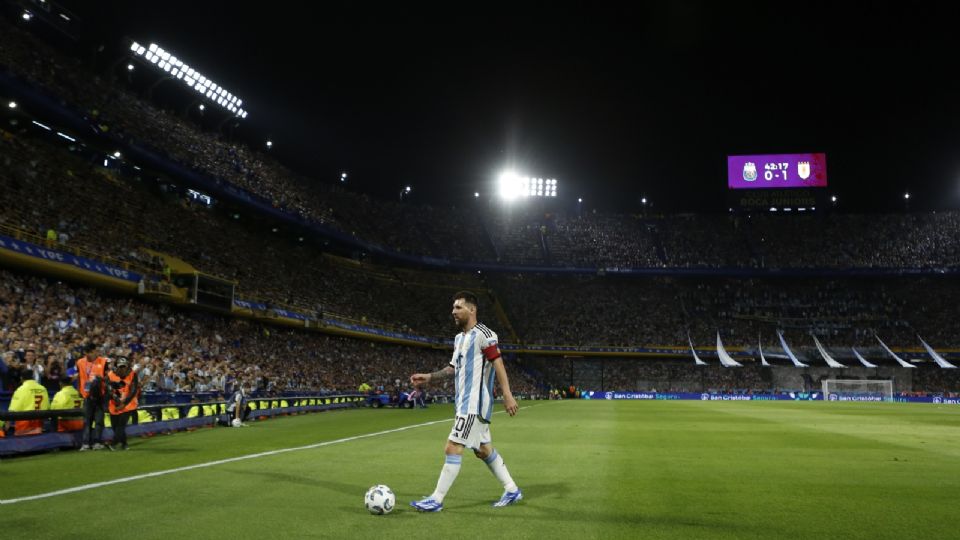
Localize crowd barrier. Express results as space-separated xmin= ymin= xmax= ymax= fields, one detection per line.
xmin=0 ymin=394 xmax=363 ymax=456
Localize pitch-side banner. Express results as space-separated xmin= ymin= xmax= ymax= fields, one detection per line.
xmin=581 ymin=391 xmax=821 ymax=401
xmin=580 ymin=391 xmax=960 ymax=404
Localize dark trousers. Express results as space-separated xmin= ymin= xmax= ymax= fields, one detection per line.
xmin=82 ymin=396 xmax=106 ymax=445
xmin=110 ymin=411 xmax=132 ymax=445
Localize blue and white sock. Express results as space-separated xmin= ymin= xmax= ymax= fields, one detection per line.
xmin=483 ymin=449 xmax=518 ymax=492
xmin=430 ymin=454 xmax=462 ymax=502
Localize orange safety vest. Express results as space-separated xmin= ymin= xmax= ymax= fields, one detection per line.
xmin=77 ymin=356 xmax=107 ymax=398
xmin=107 ymin=371 xmax=140 ymax=415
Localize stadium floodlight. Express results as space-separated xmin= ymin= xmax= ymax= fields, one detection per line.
xmin=341 ymin=172 xmax=348 ymax=182
xmin=405 ymin=186 xmax=412 ymax=193
xmin=578 ymin=197 xmax=582 ymax=203
xmin=7 ymin=101 xmax=17 ymax=109
xmin=131 ymin=39 xmax=250 ymax=118
xmin=904 ymin=192 xmax=910 ymax=199
xmin=199 ymin=104 xmax=205 ymax=111
xmin=113 ymin=151 xmax=121 ymax=158
xmin=474 ymin=192 xmax=480 ymax=198
xmin=127 ymin=64 xmax=135 ymax=71
xmin=498 ymin=171 xmax=524 ymax=201
xmin=499 ymin=170 xmax=559 ymax=200
xmin=21 ymin=10 xmax=33 ymax=21
xmin=266 ymin=140 xmax=273 ymax=148
xmin=831 ymin=195 xmax=837 ymax=202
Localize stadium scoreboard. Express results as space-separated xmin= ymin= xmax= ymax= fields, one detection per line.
xmin=727 ymin=153 xmax=828 ymax=211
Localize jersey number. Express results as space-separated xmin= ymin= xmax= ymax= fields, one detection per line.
xmin=33 ymin=395 xmax=44 ymax=410
xmin=453 ymin=415 xmax=475 ymax=439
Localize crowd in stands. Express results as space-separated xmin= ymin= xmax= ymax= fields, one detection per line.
xmin=1 ymin=127 xmax=956 ymax=353
xmin=0 ymin=269 xmax=539 ymax=401
xmin=0 ymin=129 xmax=484 ymax=338
xmin=4 ymin=19 xmax=960 ymax=272
xmin=491 ymin=273 xmax=960 ymax=354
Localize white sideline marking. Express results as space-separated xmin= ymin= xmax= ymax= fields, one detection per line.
xmin=0 ymin=405 xmax=537 ymax=505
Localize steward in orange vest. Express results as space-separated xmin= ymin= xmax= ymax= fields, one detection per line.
xmin=107 ymin=357 xmax=139 ymax=451
xmin=76 ymin=343 xmax=108 ymax=450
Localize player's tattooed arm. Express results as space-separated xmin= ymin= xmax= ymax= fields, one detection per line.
xmin=429 ymin=366 xmax=454 ymax=382
xmin=411 ymin=366 xmax=454 ymax=386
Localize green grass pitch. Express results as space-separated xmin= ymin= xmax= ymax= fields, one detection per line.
xmin=1 ymin=400 xmax=959 ymax=539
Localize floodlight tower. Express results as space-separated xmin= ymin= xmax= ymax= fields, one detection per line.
xmin=127 ymin=40 xmax=248 ymax=120
xmin=497 ymin=171 xmax=559 ymax=201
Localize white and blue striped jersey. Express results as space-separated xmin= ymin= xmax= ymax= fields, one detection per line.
xmin=449 ymin=323 xmax=500 ymax=423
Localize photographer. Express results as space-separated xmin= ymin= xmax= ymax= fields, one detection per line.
xmin=106 ymin=357 xmax=139 ymax=451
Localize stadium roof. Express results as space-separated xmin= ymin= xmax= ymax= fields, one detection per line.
xmin=52 ymin=1 xmax=960 ymax=212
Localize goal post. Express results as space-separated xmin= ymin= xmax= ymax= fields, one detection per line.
xmin=822 ymin=379 xmax=894 ymax=402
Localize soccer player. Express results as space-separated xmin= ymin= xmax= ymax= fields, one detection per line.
xmin=409 ymin=291 xmax=522 ymax=512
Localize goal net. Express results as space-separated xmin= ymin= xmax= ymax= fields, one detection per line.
xmin=822 ymin=379 xmax=893 ymax=402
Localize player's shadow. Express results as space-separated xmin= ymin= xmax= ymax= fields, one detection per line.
xmin=221 ymin=469 xmax=426 ymax=518
xmin=456 ymin=481 xmax=571 ymax=510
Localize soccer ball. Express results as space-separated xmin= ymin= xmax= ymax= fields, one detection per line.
xmin=364 ymin=484 xmax=395 ymax=515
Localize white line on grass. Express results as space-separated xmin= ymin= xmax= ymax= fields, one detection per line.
xmin=0 ymin=405 xmax=540 ymax=505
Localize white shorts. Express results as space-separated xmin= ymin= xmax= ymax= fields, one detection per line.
xmin=447 ymin=414 xmax=491 ymax=450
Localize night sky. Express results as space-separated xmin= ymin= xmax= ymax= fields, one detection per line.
xmin=52 ymin=1 xmax=960 ymax=213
